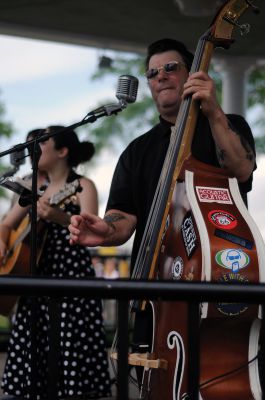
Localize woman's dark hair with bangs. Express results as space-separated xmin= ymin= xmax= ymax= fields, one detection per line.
xmin=26 ymin=128 xmax=45 ymax=141
xmin=145 ymin=38 xmax=194 ymax=72
xmin=47 ymin=125 xmax=95 ymax=168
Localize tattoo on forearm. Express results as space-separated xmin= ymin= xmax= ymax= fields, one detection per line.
xmin=104 ymin=213 xmax=126 ymax=232
xmin=216 ymin=146 xmax=227 ymax=168
xmin=228 ymin=119 xmax=255 ymax=162
xmin=216 ymin=119 xmax=255 ymax=166
xmin=240 ymin=136 xmax=254 ymax=162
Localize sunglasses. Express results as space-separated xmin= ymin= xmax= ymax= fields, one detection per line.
xmin=145 ymin=61 xmax=186 ymax=80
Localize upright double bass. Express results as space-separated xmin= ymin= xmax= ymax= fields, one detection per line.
xmin=124 ymin=1 xmax=265 ymax=399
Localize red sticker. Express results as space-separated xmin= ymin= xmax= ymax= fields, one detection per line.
xmin=196 ymin=186 xmax=232 ymax=204
xmin=208 ymin=210 xmax=238 ymax=230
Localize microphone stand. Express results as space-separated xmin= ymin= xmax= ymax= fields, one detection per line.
xmin=28 ymin=137 xmax=41 ymax=400
xmin=0 ymin=100 xmax=128 ymax=400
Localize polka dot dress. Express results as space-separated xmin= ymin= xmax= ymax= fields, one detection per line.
xmin=1 ymin=201 xmax=111 ymax=399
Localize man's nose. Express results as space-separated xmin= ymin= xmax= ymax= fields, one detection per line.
xmin=157 ymin=68 xmax=167 ymax=79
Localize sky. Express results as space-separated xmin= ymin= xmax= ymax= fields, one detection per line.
xmin=0 ymin=33 xmax=264 ymax=250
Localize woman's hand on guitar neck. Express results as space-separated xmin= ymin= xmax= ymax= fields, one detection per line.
xmin=37 ymin=197 xmax=70 ymax=227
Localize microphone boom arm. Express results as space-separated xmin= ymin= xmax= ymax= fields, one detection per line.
xmin=84 ymin=100 xmax=128 ymax=120
xmin=0 ymin=100 xmax=129 ymax=160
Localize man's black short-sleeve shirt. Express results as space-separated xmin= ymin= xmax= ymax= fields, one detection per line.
xmin=106 ymin=113 xmax=256 ymax=267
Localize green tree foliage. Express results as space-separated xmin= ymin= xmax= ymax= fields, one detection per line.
xmin=0 ymin=93 xmax=15 ymax=197
xmin=248 ymin=68 xmax=265 ymax=107
xmin=247 ymin=67 xmax=265 ymax=154
xmin=0 ymin=105 xmax=13 ymax=138
xmin=254 ymin=136 xmax=265 ymax=153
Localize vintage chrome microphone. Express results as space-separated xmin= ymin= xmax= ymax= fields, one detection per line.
xmin=115 ymin=74 xmax=139 ymax=107
xmin=86 ymin=74 xmax=139 ymax=118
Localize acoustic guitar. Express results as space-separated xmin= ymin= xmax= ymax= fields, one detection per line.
xmin=0 ymin=178 xmax=81 ymax=316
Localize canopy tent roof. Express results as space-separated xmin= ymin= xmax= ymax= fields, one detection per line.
xmin=0 ymin=0 xmax=264 ymax=59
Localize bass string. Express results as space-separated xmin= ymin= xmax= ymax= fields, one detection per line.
xmin=131 ymin=36 xmax=207 ymax=283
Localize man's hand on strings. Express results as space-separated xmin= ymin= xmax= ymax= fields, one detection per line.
xmin=182 ymin=71 xmax=222 ymax=119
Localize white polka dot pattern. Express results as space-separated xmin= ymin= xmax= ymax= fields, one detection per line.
xmin=1 ymin=201 xmax=111 ymax=399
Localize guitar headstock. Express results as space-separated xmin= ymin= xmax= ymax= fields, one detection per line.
xmin=205 ymin=0 xmax=259 ymax=49
xmin=49 ymin=179 xmax=82 ymax=206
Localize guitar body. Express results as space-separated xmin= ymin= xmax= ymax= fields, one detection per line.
xmin=141 ymin=157 xmax=265 ymax=399
xmin=1 ymin=215 xmax=31 ymax=276
xmin=0 ymin=178 xmax=81 ymax=316
xmin=0 ymin=215 xmax=31 ymax=316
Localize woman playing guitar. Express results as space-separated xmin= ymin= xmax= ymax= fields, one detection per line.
xmin=0 ymin=126 xmax=111 ymax=399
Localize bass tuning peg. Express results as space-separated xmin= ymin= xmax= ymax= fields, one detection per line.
xmin=223 ymin=15 xmax=251 ymax=36
xmin=245 ymin=0 xmax=260 ymax=14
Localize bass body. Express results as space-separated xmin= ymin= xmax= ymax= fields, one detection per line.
xmin=141 ymin=158 xmax=265 ymax=400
